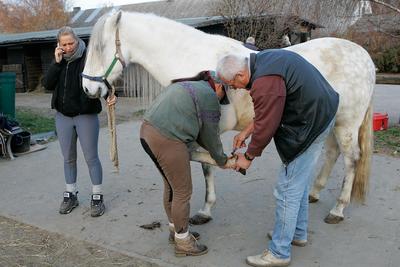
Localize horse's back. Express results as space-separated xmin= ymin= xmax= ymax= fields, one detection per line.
xmin=286 ymin=37 xmax=375 ymax=128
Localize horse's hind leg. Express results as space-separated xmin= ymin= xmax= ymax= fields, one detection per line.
xmin=324 ymin=127 xmax=360 ymax=224
xmin=189 ymin=163 xmax=215 ymax=225
xmin=309 ymin=132 xmax=340 ymax=203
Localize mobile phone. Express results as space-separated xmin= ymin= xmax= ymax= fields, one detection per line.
xmin=57 ymin=42 xmax=65 ymax=54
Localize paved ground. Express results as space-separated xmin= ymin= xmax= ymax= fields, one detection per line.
xmin=0 ymin=84 xmax=399 ymax=267
xmin=373 ymin=84 xmax=400 ymax=126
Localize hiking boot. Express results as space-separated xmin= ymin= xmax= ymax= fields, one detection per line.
xmin=267 ymin=231 xmax=307 ymax=247
xmin=246 ymin=250 xmax=290 ymax=267
xmin=175 ymin=234 xmax=208 ymax=257
xmin=91 ymin=194 xmax=105 ymax=217
xmin=59 ymin=191 xmax=79 ymax=214
xmin=168 ymin=228 xmax=200 ymax=244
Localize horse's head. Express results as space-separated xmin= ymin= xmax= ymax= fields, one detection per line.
xmin=82 ymin=11 xmax=126 ymax=98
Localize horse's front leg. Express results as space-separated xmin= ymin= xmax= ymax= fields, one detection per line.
xmin=189 ymin=151 xmax=235 ymax=225
xmin=189 ymin=150 xmax=236 ymax=167
xmin=189 ymin=163 xmax=216 ymax=225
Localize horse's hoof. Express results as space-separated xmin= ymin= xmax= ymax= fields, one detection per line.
xmin=309 ymin=195 xmax=319 ymax=203
xmin=324 ymin=214 xmax=344 ymax=224
xmin=189 ymin=214 xmax=212 ymax=225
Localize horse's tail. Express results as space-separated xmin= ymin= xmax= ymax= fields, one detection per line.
xmin=351 ymin=101 xmax=373 ymax=203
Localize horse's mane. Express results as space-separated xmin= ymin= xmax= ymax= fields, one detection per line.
xmin=87 ymin=13 xmax=109 ymax=67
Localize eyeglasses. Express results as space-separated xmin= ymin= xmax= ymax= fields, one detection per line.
xmin=226 ymin=74 xmax=240 ymax=87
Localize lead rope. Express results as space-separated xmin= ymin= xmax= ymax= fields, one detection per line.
xmin=107 ymin=85 xmax=119 ymax=173
xmin=106 ymin=28 xmax=125 ymax=174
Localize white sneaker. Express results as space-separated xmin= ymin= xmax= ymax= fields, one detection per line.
xmin=246 ymin=250 xmax=290 ymax=267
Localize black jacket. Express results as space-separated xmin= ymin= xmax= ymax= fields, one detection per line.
xmin=250 ymin=50 xmax=339 ymax=164
xmin=42 ymin=51 xmax=102 ymax=117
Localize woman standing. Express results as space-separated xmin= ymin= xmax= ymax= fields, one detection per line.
xmin=43 ymin=26 xmax=115 ymax=217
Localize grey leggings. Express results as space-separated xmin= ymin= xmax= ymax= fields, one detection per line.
xmin=55 ymin=112 xmax=103 ymax=185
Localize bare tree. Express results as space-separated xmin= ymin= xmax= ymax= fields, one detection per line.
xmin=281 ymin=0 xmax=361 ymax=36
xmin=369 ymin=0 xmax=400 ymax=13
xmin=212 ymin=0 xmax=363 ymax=48
xmin=271 ymin=1 xmax=399 ymax=37
xmin=0 ymin=0 xmax=71 ymax=33
xmin=365 ymin=0 xmax=400 ymax=36
xmin=212 ymin=0 xmax=299 ymax=49
xmin=343 ymin=1 xmax=400 ymax=72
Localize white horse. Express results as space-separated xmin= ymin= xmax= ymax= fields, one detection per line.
xmin=82 ymin=11 xmax=375 ymax=224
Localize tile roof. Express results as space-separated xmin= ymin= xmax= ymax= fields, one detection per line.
xmin=0 ymin=27 xmax=92 ymax=46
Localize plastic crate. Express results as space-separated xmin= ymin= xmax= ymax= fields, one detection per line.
xmin=373 ymin=113 xmax=388 ymax=131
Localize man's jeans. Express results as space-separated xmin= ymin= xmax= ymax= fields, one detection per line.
xmin=269 ymin=118 xmax=335 ymax=259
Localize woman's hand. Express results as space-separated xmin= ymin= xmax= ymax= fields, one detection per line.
xmin=106 ymin=94 xmax=117 ymax=106
xmin=220 ymin=155 xmax=236 ymax=169
xmin=54 ymin=46 xmax=64 ymax=63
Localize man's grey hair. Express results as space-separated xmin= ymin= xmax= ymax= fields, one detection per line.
xmin=216 ymin=54 xmax=248 ymax=81
xmin=246 ymin=36 xmax=255 ymax=45
xmin=57 ymin=26 xmax=78 ymax=42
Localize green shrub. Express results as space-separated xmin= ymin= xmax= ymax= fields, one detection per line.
xmin=374 ymin=46 xmax=400 ymax=73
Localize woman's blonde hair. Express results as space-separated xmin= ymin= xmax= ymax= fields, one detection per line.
xmin=57 ymin=26 xmax=78 ymax=42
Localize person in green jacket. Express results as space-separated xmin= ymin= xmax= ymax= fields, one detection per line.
xmin=140 ymin=71 xmax=234 ymax=257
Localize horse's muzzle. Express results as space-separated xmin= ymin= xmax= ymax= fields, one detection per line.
xmin=84 ymin=87 xmax=101 ymax=99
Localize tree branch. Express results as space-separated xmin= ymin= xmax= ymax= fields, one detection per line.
xmin=368 ymin=0 xmax=400 ymax=13
xmin=377 ymin=29 xmax=400 ymax=38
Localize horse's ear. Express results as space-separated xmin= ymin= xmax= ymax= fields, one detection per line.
xmin=109 ymin=10 xmax=122 ymax=28
xmin=115 ymin=11 xmax=122 ymax=26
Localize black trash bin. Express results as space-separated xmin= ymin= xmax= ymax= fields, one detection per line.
xmin=11 ymin=131 xmax=31 ymax=153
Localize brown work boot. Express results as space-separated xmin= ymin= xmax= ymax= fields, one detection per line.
xmin=175 ymin=234 xmax=208 ymax=257
xmin=169 ymin=227 xmax=200 ymax=244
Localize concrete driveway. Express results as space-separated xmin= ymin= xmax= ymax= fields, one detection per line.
xmin=0 ymin=84 xmax=399 ymax=267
